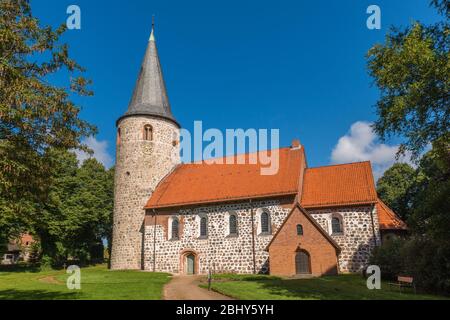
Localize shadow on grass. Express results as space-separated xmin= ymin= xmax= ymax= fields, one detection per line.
xmin=211 ymin=275 xmax=436 ymax=300
xmin=0 ymin=289 xmax=79 ymax=300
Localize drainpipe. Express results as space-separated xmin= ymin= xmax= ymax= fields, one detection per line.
xmin=152 ymin=209 xmax=157 ymax=272
xmin=369 ymin=205 xmax=378 ymax=247
xmin=250 ymin=199 xmax=256 ymax=274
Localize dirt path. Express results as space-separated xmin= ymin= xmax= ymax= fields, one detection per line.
xmin=38 ymin=275 xmax=63 ymax=285
xmin=164 ymin=275 xmax=233 ymax=300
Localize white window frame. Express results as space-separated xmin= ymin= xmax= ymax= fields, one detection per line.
xmin=168 ymin=216 xmax=180 ymax=240
xmin=195 ymin=213 xmax=208 ymax=238
xmin=256 ymin=208 xmax=272 ymax=235
xmin=225 ymin=211 xmax=238 ymax=236
xmin=329 ymin=213 xmax=344 ymax=235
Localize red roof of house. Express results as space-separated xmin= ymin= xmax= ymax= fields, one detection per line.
xmin=377 ymin=199 xmax=407 ymax=230
xmin=145 ymin=146 xmax=406 ymax=230
xmin=301 ymin=162 xmax=378 ymax=208
xmin=145 ymin=147 xmax=305 ymax=209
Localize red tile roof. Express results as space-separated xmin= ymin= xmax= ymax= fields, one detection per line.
xmin=145 ymin=147 xmax=406 ymax=230
xmin=145 ymin=147 xmax=305 ymax=209
xmin=377 ymin=199 xmax=407 ymax=230
xmin=301 ymin=162 xmax=378 ymax=208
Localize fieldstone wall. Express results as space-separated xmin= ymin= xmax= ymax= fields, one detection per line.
xmin=144 ymin=200 xmax=291 ymax=274
xmin=144 ymin=202 xmax=381 ymax=274
xmin=310 ymin=205 xmax=381 ymax=273
xmin=110 ymin=115 xmax=180 ymax=270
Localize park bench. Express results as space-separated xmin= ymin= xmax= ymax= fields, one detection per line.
xmin=389 ymin=276 xmax=416 ymax=294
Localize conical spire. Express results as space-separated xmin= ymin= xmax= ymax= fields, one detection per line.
xmin=120 ymin=19 xmax=178 ymax=126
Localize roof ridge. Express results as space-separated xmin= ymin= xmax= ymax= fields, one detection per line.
xmin=183 ymin=146 xmax=293 ymax=165
xmin=307 ymin=161 xmax=371 ymax=170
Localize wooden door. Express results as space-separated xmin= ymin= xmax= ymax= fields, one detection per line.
xmin=187 ymin=254 xmax=195 ymax=275
xmin=295 ymin=251 xmax=310 ymax=274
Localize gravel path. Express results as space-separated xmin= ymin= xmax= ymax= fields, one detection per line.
xmin=164 ymin=275 xmax=233 ymax=300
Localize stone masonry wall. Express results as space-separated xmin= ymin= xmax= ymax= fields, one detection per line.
xmin=144 ymin=200 xmax=291 ymax=274
xmin=110 ymin=116 xmax=179 ymax=270
xmin=310 ymin=205 xmax=381 ymax=273
xmin=144 ymin=202 xmax=381 ymax=274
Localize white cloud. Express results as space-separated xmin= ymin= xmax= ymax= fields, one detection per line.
xmin=331 ymin=121 xmax=412 ymax=180
xmin=75 ymin=136 xmax=114 ymax=168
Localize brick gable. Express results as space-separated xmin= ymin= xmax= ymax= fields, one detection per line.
xmin=267 ymin=204 xmax=340 ymax=276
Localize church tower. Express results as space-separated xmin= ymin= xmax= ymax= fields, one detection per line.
xmin=110 ymin=23 xmax=180 ymax=270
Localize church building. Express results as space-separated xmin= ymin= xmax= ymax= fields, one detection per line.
xmin=110 ymin=25 xmax=406 ymax=276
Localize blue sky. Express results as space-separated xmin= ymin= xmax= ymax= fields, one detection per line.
xmin=32 ymin=0 xmax=441 ymax=177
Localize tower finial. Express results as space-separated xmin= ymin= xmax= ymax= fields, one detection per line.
xmin=150 ymin=15 xmax=155 ymax=42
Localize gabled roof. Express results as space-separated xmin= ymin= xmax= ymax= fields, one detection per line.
xmin=265 ymin=203 xmax=341 ymax=252
xmin=118 ymin=25 xmax=178 ymax=127
xmin=377 ymin=199 xmax=407 ymax=230
xmin=145 ymin=147 xmax=305 ymax=209
xmin=301 ymin=162 xmax=378 ymax=208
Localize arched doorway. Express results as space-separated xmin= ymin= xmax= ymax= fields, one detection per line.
xmin=295 ymin=250 xmax=311 ymax=274
xmin=186 ymin=254 xmax=195 ymax=275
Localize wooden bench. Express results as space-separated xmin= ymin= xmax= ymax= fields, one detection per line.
xmin=389 ymin=276 xmax=416 ymax=294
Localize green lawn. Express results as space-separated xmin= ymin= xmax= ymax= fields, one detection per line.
xmin=0 ymin=264 xmax=171 ymax=300
xmin=204 ymin=274 xmax=448 ymax=300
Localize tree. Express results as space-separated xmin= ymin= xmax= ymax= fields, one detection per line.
xmin=32 ymin=149 xmax=114 ymax=265
xmin=62 ymin=158 xmax=113 ymax=263
xmin=0 ymin=0 xmax=96 ymax=241
xmin=368 ymin=1 xmax=450 ymax=293
xmin=408 ymin=148 xmax=450 ymax=242
xmin=34 ymin=150 xmax=114 ymax=265
xmin=367 ymin=0 xmax=449 ymax=160
xmin=376 ymin=163 xmax=416 ymax=220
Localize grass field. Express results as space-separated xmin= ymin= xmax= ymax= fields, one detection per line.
xmin=204 ymin=274 xmax=448 ymax=300
xmin=0 ymin=264 xmax=171 ymax=300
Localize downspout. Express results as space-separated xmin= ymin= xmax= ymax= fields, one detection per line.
xmin=369 ymin=204 xmax=378 ymax=247
xmin=250 ymin=199 xmax=256 ymax=274
xmin=152 ymin=209 xmax=157 ymax=272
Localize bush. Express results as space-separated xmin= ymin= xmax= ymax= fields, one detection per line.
xmin=402 ymin=238 xmax=450 ymax=294
xmin=370 ymin=237 xmax=450 ymax=295
xmin=369 ymin=237 xmax=406 ymax=280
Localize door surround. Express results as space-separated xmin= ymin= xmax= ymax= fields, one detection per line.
xmin=180 ymin=249 xmax=199 ymax=275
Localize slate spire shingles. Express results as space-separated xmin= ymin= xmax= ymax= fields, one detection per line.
xmin=120 ymin=22 xmax=178 ymax=126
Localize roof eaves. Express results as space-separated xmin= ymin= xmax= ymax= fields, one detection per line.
xmin=146 ymin=191 xmax=298 ymax=210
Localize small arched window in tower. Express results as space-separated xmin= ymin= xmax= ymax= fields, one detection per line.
xmin=229 ymin=214 xmax=238 ymax=236
xmin=172 ymin=131 xmax=178 ymax=146
xmin=297 ymin=224 xmax=304 ymax=236
xmin=171 ymin=218 xmax=179 ymax=240
xmin=200 ymin=216 xmax=207 ymax=237
xmin=331 ymin=216 xmax=343 ymax=234
xmin=261 ymin=211 xmax=270 ymax=234
xmin=117 ymin=128 xmax=121 ymax=145
xmin=143 ymin=125 xmax=153 ymax=141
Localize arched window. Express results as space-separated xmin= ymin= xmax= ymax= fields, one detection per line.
xmin=143 ymin=125 xmax=153 ymax=141
xmin=331 ymin=216 xmax=343 ymax=234
xmin=117 ymin=128 xmax=121 ymax=145
xmin=297 ymin=224 xmax=304 ymax=236
xmin=229 ymin=214 xmax=237 ymax=235
xmin=171 ymin=218 xmax=179 ymax=240
xmin=261 ymin=212 xmax=270 ymax=233
xmin=200 ymin=216 xmax=207 ymax=237
xmin=172 ymin=131 xmax=178 ymax=146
